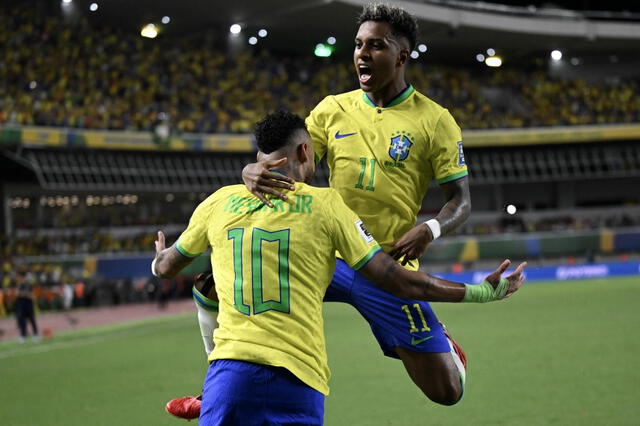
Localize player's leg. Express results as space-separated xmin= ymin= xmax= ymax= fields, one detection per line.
xmin=16 ymin=312 xmax=27 ymax=343
xmin=199 ymin=360 xmax=324 ymax=426
xmin=336 ymin=260 xmax=466 ymax=405
xmin=165 ymin=273 xmax=218 ymax=420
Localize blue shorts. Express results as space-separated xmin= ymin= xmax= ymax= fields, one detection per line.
xmin=324 ymin=259 xmax=450 ymax=358
xmin=199 ymin=359 xmax=324 ymax=426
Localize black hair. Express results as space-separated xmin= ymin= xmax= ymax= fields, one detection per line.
xmin=254 ymin=111 xmax=308 ymax=154
xmin=356 ymin=3 xmax=418 ymax=51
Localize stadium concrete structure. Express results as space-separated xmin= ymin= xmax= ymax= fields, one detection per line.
xmin=1 ymin=0 xmax=639 ymax=293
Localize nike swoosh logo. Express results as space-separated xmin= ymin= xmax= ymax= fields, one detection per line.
xmin=411 ymin=336 xmax=434 ymax=345
xmin=335 ymin=131 xmax=357 ymax=139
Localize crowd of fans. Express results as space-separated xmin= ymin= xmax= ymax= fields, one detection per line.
xmin=1 ymin=6 xmax=638 ymax=134
xmin=3 ymin=210 xmax=639 ymax=256
xmin=0 ymin=257 xmax=193 ymax=315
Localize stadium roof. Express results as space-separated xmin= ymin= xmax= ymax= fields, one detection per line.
xmin=61 ymin=0 xmax=639 ymax=63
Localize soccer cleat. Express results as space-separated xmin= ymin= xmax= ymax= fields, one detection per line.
xmin=441 ymin=323 xmax=467 ymax=370
xmin=165 ymin=394 xmax=202 ymax=420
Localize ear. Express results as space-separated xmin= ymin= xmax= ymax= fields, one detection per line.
xmin=296 ymin=142 xmax=310 ymax=164
xmin=397 ymin=48 xmax=409 ymax=67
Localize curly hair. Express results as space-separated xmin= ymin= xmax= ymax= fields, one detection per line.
xmin=254 ymin=111 xmax=308 ymax=154
xmin=356 ymin=3 xmax=418 ymax=51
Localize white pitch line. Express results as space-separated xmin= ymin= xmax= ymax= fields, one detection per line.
xmin=0 ymin=317 xmax=194 ymax=360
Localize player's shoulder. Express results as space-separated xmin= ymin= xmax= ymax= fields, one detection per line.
xmin=312 ymin=89 xmax=362 ymax=113
xmin=205 ymin=185 xmax=249 ymax=205
xmin=410 ymin=88 xmax=457 ymax=131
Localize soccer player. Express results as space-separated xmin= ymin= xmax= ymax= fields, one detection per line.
xmin=241 ymin=3 xmax=475 ymax=407
xmin=155 ymin=111 xmax=525 ymax=424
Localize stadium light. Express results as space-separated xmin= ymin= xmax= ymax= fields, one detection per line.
xmin=476 ymin=53 xmax=485 ymax=62
xmin=327 ymin=36 xmax=336 ymax=45
xmin=249 ymin=36 xmax=258 ymax=45
xmin=485 ymin=56 xmax=502 ymax=67
xmin=230 ymin=24 xmax=242 ymax=34
xmin=506 ymin=204 xmax=517 ymax=215
xmin=258 ymin=29 xmax=268 ymax=38
xmin=410 ymin=51 xmax=419 ymax=59
xmin=161 ymin=16 xmax=171 ymax=24
xmin=89 ymin=2 xmax=98 ymax=12
xmin=551 ymin=49 xmax=562 ymax=61
xmin=418 ymin=44 xmax=427 ymax=53
xmin=486 ymin=48 xmax=495 ymax=56
xmin=314 ymin=43 xmax=333 ymax=57
xmin=141 ymin=24 xmax=158 ymax=39
xmin=62 ymin=0 xmax=72 ymax=4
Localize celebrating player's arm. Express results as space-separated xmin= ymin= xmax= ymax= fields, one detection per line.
xmin=361 ymin=253 xmax=525 ymax=303
xmin=389 ymin=177 xmax=470 ymax=266
xmin=325 ymin=189 xmax=525 ymax=304
xmin=152 ymin=229 xmax=219 ymax=356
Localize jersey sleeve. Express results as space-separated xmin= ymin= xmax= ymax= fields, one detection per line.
xmin=305 ymin=97 xmax=331 ymax=164
xmin=430 ymin=109 xmax=469 ymax=184
xmin=176 ymin=199 xmax=212 ymax=258
xmin=323 ymin=189 xmax=381 ymax=270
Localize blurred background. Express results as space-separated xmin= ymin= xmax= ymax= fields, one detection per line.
xmin=0 ymin=0 xmax=638 ymax=317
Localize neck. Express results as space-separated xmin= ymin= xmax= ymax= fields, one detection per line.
xmin=367 ymin=77 xmax=407 ymax=107
xmin=272 ymin=165 xmax=302 ymax=183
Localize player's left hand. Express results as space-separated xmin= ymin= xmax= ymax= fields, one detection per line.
xmin=389 ymin=223 xmax=433 ymax=266
xmin=154 ymin=231 xmax=166 ymax=256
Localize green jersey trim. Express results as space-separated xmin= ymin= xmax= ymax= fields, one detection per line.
xmin=436 ymin=170 xmax=469 ymax=184
xmin=193 ymin=286 xmax=219 ymax=312
xmin=351 ymin=245 xmax=382 ymax=270
xmin=361 ymin=85 xmax=415 ymax=109
xmin=175 ymin=239 xmax=203 ymax=258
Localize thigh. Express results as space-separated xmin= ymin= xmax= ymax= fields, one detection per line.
xmin=200 ymin=360 xmax=324 ymax=426
xmin=348 ymin=267 xmax=451 ymax=358
xmin=200 ymin=360 xmax=267 ymax=426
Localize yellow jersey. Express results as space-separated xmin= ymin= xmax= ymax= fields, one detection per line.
xmin=306 ymin=85 xmax=468 ymax=256
xmin=176 ymin=183 xmax=381 ymax=395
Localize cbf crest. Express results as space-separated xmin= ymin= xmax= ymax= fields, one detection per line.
xmin=388 ymin=131 xmax=414 ymax=162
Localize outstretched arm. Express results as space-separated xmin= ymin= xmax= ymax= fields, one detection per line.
xmin=152 ymin=231 xmax=194 ymax=279
xmin=359 ymin=252 xmax=525 ymax=303
xmin=390 ymin=177 xmax=471 ymax=265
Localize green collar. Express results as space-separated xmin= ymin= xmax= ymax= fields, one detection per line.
xmin=362 ymin=85 xmax=414 ymax=109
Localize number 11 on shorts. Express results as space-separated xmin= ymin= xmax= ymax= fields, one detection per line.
xmin=401 ymin=303 xmax=430 ymax=333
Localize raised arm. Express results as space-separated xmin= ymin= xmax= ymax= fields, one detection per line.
xmin=152 ymin=231 xmax=195 ymax=279
xmin=359 ymin=252 xmax=525 ymax=303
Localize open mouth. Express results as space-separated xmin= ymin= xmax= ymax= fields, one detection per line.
xmin=358 ymin=64 xmax=372 ymax=84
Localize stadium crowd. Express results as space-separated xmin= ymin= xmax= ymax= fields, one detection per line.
xmin=0 ymin=257 xmax=193 ymax=315
xmin=1 ymin=6 xmax=638 ymax=134
xmin=3 ymin=211 xmax=638 ymax=256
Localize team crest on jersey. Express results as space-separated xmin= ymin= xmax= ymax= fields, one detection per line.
xmin=388 ymin=133 xmax=414 ymax=162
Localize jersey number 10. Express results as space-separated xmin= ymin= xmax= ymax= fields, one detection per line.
xmin=227 ymin=228 xmax=291 ymax=316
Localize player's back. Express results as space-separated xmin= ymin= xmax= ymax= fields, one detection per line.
xmin=178 ymin=182 xmax=380 ymax=395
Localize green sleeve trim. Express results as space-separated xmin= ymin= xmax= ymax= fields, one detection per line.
xmin=175 ymin=240 xmax=203 ymax=258
xmin=436 ymin=170 xmax=468 ymax=184
xmin=192 ymin=286 xmax=219 ymax=312
xmin=351 ymin=245 xmax=382 ymax=270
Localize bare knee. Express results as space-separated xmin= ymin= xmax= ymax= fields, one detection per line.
xmin=395 ymin=347 xmax=463 ymax=406
xmin=423 ymin=379 xmax=462 ymax=406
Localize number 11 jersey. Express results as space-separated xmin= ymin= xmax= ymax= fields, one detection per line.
xmin=306 ymin=85 xmax=468 ymax=255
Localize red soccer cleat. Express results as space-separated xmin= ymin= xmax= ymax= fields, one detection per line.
xmin=441 ymin=324 xmax=467 ymax=370
xmin=165 ymin=394 xmax=202 ymax=420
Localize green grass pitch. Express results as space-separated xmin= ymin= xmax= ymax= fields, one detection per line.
xmin=1 ymin=276 xmax=639 ymax=425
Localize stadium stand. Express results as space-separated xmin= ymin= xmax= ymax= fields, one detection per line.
xmin=1 ymin=1 xmax=638 ymax=314
xmin=1 ymin=6 xmax=638 ymax=133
